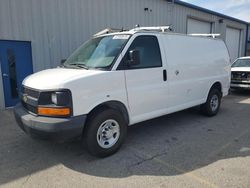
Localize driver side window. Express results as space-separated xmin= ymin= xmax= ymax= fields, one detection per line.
xmin=119 ymin=35 xmax=162 ymax=69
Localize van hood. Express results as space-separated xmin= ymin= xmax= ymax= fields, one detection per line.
xmin=23 ymin=67 xmax=100 ymax=90
xmin=231 ymin=67 xmax=250 ymax=72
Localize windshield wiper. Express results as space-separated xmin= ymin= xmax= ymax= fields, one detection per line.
xmin=67 ymin=63 xmax=89 ymax=70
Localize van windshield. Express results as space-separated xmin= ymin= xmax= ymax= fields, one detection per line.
xmin=64 ymin=35 xmax=130 ymax=70
xmin=232 ymin=59 xmax=250 ymax=67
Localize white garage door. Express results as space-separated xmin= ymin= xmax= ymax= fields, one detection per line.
xmin=187 ymin=18 xmax=211 ymax=34
xmin=226 ymin=27 xmax=241 ymax=62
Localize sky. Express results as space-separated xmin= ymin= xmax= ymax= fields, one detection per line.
xmin=181 ymin=0 xmax=250 ymax=22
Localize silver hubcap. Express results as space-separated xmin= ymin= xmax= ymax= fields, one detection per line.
xmin=97 ymin=119 xmax=120 ymax=149
xmin=210 ymin=94 xmax=219 ymax=112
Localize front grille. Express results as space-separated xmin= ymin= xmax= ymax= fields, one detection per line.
xmin=22 ymin=101 xmax=38 ymax=114
xmin=231 ymin=81 xmax=250 ymax=85
xmin=231 ymin=72 xmax=250 ymax=82
xmin=21 ymin=86 xmax=40 ymax=114
xmin=22 ymin=87 xmax=40 ymax=98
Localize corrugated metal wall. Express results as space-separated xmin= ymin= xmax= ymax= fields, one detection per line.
xmin=0 ymin=0 xmax=247 ymax=71
xmin=172 ymin=4 xmax=247 ymax=60
xmin=0 ymin=0 xmax=173 ymax=72
xmin=247 ymin=25 xmax=250 ymax=55
xmin=0 ymin=0 xmax=248 ymax=108
xmin=0 ymin=0 xmax=245 ymax=71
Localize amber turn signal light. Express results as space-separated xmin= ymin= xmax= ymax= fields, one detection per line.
xmin=38 ymin=107 xmax=70 ymax=116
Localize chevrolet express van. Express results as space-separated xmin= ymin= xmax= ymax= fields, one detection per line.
xmin=14 ymin=27 xmax=231 ymax=157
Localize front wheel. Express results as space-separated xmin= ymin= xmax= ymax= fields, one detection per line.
xmin=83 ymin=108 xmax=127 ymax=158
xmin=200 ymin=88 xmax=222 ymax=116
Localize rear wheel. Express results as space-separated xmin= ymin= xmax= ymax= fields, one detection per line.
xmin=83 ymin=108 xmax=127 ymax=158
xmin=201 ymin=88 xmax=221 ymax=116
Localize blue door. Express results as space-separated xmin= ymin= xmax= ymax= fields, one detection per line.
xmin=0 ymin=40 xmax=33 ymax=107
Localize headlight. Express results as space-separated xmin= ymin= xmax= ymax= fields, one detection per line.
xmin=50 ymin=91 xmax=71 ymax=106
xmin=51 ymin=93 xmax=57 ymax=104
xmin=38 ymin=90 xmax=72 ymax=117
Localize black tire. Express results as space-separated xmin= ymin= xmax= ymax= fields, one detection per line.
xmin=83 ymin=108 xmax=127 ymax=158
xmin=200 ymin=88 xmax=222 ymax=116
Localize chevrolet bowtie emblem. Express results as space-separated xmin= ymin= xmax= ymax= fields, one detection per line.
xmin=22 ymin=94 xmax=28 ymax=103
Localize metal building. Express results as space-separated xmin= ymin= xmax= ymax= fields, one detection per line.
xmin=0 ymin=0 xmax=249 ymax=109
xmin=247 ymin=24 xmax=250 ymax=55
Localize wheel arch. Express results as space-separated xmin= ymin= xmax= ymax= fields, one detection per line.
xmin=207 ymin=81 xmax=222 ymax=98
xmin=86 ymin=100 xmax=130 ymax=125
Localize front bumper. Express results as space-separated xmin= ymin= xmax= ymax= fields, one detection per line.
xmin=231 ymin=83 xmax=250 ymax=89
xmin=14 ymin=103 xmax=87 ymax=142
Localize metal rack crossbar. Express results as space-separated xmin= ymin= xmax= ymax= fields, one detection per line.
xmin=94 ymin=26 xmax=173 ymax=36
xmin=94 ymin=28 xmax=125 ymax=36
xmin=131 ymin=26 xmax=172 ymax=32
xmin=188 ymin=33 xmax=221 ymax=39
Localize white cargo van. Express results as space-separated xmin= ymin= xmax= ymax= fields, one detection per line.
xmin=14 ymin=27 xmax=231 ymax=157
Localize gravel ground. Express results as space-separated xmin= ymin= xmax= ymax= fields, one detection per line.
xmin=0 ymin=91 xmax=250 ymax=188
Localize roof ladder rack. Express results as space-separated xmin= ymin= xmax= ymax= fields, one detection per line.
xmin=188 ymin=33 xmax=221 ymax=39
xmin=130 ymin=26 xmax=173 ymax=33
xmin=94 ymin=28 xmax=126 ymax=36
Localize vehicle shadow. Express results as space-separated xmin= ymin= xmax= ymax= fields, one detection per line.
xmin=0 ymin=92 xmax=250 ymax=185
xmin=230 ymin=88 xmax=250 ymax=96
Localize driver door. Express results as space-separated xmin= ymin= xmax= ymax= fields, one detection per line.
xmin=118 ymin=35 xmax=168 ymax=124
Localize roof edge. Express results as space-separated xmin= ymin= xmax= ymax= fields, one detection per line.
xmin=174 ymin=0 xmax=249 ymax=25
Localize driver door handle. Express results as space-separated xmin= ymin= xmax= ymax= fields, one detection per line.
xmin=163 ymin=69 xmax=167 ymax=81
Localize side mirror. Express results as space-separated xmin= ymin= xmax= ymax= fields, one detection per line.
xmin=127 ymin=50 xmax=140 ymax=67
xmin=61 ymin=59 xmax=66 ymax=65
